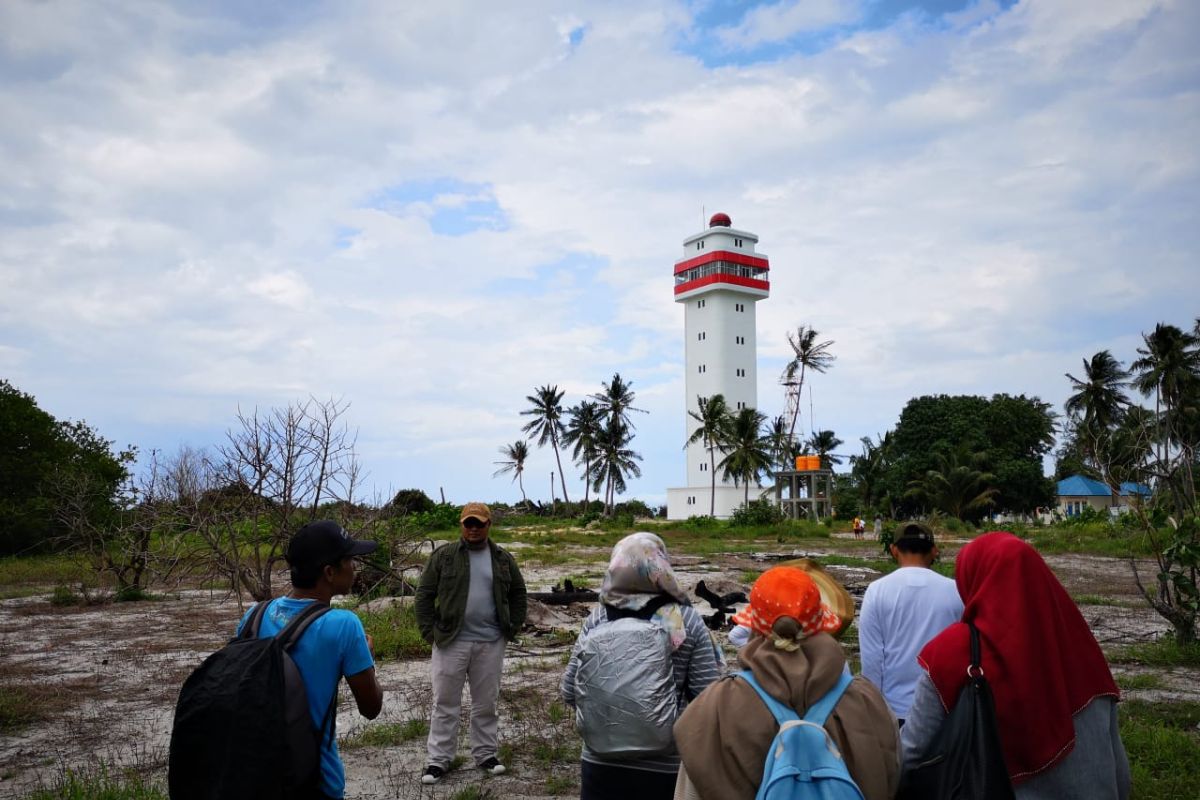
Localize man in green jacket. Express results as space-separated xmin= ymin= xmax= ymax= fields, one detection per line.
xmin=415 ymin=502 xmax=527 ymax=785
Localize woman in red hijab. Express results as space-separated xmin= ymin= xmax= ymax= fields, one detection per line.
xmin=900 ymin=532 xmax=1130 ymax=798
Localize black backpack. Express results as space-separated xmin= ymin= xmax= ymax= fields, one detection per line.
xmin=168 ymin=600 xmax=336 ymax=800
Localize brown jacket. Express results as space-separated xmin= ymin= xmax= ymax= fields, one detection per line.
xmin=673 ymin=633 xmax=899 ymax=800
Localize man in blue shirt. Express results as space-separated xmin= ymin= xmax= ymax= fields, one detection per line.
xmin=858 ymin=521 xmax=962 ymax=725
xmin=238 ymin=520 xmax=384 ymax=800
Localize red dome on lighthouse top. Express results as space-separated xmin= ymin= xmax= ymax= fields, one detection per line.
xmin=708 ymin=212 xmax=732 ymax=228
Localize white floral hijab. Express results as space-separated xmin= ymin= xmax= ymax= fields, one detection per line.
xmin=599 ymin=532 xmax=690 ymax=649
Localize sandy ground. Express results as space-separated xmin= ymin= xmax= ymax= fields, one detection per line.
xmin=1 ymin=539 xmax=1196 ymax=798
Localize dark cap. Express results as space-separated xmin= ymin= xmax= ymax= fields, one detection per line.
xmin=895 ymin=521 xmax=935 ymax=546
xmin=286 ymin=520 xmax=377 ymax=570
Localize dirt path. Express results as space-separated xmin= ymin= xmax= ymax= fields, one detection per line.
xmin=0 ymin=541 xmax=1195 ymax=798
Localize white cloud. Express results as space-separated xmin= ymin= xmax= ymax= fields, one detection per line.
xmin=715 ymin=1 xmax=862 ymax=50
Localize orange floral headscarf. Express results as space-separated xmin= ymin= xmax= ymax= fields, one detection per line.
xmin=732 ymin=566 xmax=841 ymax=649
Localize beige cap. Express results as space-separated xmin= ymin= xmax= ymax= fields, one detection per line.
xmin=460 ymin=502 xmax=492 ymax=523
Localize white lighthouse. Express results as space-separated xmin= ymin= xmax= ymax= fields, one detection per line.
xmin=666 ymin=212 xmax=770 ymax=520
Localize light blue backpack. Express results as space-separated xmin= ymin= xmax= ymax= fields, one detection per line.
xmin=736 ymin=667 xmax=866 ymax=800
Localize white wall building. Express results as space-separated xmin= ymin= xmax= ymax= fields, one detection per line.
xmin=667 ymin=213 xmax=770 ymax=519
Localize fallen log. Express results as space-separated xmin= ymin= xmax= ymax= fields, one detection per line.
xmin=527 ymin=590 xmax=599 ymax=605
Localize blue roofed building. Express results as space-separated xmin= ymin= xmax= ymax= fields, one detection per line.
xmin=1056 ymin=474 xmax=1152 ymax=517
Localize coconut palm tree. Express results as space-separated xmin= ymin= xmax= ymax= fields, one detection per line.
xmin=521 ymin=385 xmax=570 ymax=504
xmin=492 ymin=440 xmax=530 ymax=502
xmin=805 ymin=430 xmax=844 ymax=466
xmin=718 ymin=407 xmax=773 ymax=505
xmin=589 ymin=419 xmax=642 ymax=515
xmin=685 ymin=394 xmax=731 ymax=516
xmin=591 ymin=372 xmax=646 ymax=430
xmin=562 ymin=401 xmax=602 ymax=504
xmin=850 ymin=433 xmax=892 ymax=515
xmin=904 ymin=444 xmax=998 ymax=520
xmin=1064 ymin=350 xmax=1131 ymax=505
xmin=1132 ymin=323 xmax=1200 ymax=506
xmin=765 ymin=414 xmax=795 ymax=472
xmin=780 ymin=326 xmax=835 ymax=445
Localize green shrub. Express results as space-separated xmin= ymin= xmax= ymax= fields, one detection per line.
xmin=1120 ymin=700 xmax=1200 ymax=799
xmin=730 ymin=499 xmax=784 ymax=526
xmin=680 ymin=515 xmax=721 ymax=531
xmin=355 ymin=602 xmax=430 ymax=660
xmin=340 ymin=717 xmax=429 ymax=749
xmin=51 ymin=585 xmax=80 ymax=606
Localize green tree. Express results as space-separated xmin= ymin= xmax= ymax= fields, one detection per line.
xmin=718 ymin=408 xmax=773 ymax=505
xmin=765 ymin=414 xmax=795 ymax=472
xmin=780 ymin=326 xmax=835 ymax=445
xmin=850 ymin=433 xmax=893 ymax=515
xmin=685 ymin=394 xmax=731 ymax=516
xmin=521 ymin=385 xmax=570 ymax=505
xmin=493 ymin=440 xmax=531 ymax=502
xmin=0 ymin=380 xmax=130 ymax=555
xmin=1064 ymin=351 xmax=1132 ymax=506
xmin=1132 ymin=323 xmax=1200 ymax=508
xmin=882 ymin=394 xmax=1055 ymax=517
xmin=562 ymin=401 xmax=602 ymax=505
xmin=805 ymin=430 xmax=844 ymax=466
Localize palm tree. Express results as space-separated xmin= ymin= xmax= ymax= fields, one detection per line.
xmin=1065 ymin=351 xmax=1130 ymax=431
xmin=493 ymin=441 xmax=530 ymax=502
xmin=805 ymin=430 xmax=844 ymax=466
xmin=521 ymin=385 xmax=570 ymax=505
xmin=685 ymin=394 xmax=731 ymax=516
xmin=780 ymin=326 xmax=835 ymax=445
xmin=718 ymin=407 xmax=773 ymax=505
xmin=562 ymin=401 xmax=603 ymax=504
xmin=590 ymin=419 xmax=642 ymax=515
xmin=591 ymin=372 xmax=646 ymax=430
xmin=1132 ymin=323 xmax=1200 ymax=507
xmin=905 ymin=444 xmax=998 ymax=520
xmin=766 ymin=414 xmax=795 ymax=472
xmin=850 ymin=433 xmax=891 ymax=514
xmin=1064 ymin=350 xmax=1131 ymax=506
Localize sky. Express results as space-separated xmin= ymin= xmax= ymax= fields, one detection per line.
xmin=1 ymin=0 xmax=1197 ymax=509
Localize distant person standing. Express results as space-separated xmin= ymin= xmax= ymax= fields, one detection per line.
xmin=415 ymin=503 xmax=527 ymax=785
xmin=873 ymin=515 xmax=883 ymax=539
xmin=857 ymin=521 xmax=962 ymax=724
xmin=853 ymin=516 xmax=865 ymax=540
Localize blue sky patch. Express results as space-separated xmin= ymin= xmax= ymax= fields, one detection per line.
xmin=366 ymin=178 xmax=509 ymax=237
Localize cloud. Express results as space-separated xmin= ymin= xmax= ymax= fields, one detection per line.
xmin=714 ymin=0 xmax=862 ymax=50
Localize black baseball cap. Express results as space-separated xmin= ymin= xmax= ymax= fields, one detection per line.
xmin=286 ymin=520 xmax=378 ymax=569
xmin=894 ymin=521 xmax=935 ymax=546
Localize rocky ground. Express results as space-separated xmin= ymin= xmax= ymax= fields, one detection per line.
xmin=0 ymin=532 xmax=1195 ymax=799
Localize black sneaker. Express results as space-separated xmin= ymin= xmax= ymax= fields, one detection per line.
xmin=478 ymin=757 xmax=506 ymax=775
xmin=421 ymin=765 xmax=445 ymax=785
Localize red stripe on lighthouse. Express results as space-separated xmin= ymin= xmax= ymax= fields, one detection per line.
xmin=673 ymin=274 xmax=770 ymax=295
xmin=673 ymin=250 xmax=770 ymax=276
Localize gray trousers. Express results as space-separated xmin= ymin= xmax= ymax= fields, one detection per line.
xmin=426 ymin=636 xmax=507 ymax=767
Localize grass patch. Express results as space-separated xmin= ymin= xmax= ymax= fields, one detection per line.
xmin=1115 ymin=673 xmax=1165 ymax=691
xmin=448 ymin=786 xmax=497 ymax=800
xmin=340 ymin=718 xmax=428 ymax=749
xmin=1108 ymin=638 xmax=1200 ymax=668
xmin=532 ymin=736 xmax=580 ymax=766
xmin=1073 ymin=594 xmax=1144 ymax=607
xmin=1121 ymin=700 xmax=1200 ymax=799
xmin=0 ymin=553 xmax=91 ymax=587
xmin=545 ymin=774 xmax=576 ymax=795
xmin=1021 ymin=525 xmax=1156 ymax=558
xmin=355 ymin=602 xmax=430 ymax=660
xmin=18 ymin=765 xmax=166 ymax=800
xmin=0 ymin=685 xmax=44 ymax=732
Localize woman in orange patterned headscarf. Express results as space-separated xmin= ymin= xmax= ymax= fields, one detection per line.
xmin=673 ymin=566 xmax=899 ymax=800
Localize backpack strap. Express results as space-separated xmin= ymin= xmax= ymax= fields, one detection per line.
xmin=241 ymin=600 xmax=272 ymax=639
xmin=803 ymin=666 xmax=854 ymax=725
xmin=603 ymin=593 xmax=675 ymax=622
xmin=736 ymin=670 xmax=799 ymax=723
xmin=736 ymin=664 xmax=854 ymax=726
xmin=276 ymin=601 xmax=333 ymax=651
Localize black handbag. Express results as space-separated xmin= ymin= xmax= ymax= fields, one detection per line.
xmin=899 ymin=623 xmax=1015 ymax=800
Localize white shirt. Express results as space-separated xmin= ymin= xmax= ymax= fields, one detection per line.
xmin=858 ymin=566 xmax=963 ymax=719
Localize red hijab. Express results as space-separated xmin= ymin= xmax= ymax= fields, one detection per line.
xmin=916 ymin=532 xmax=1119 ymax=784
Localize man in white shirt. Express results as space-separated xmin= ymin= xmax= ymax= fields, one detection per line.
xmin=858 ymin=521 xmax=963 ymax=724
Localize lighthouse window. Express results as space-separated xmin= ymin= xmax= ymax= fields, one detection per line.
xmin=736 ymin=368 xmax=745 ymax=377
xmin=698 ymin=332 xmax=706 ymax=341
xmin=700 ymin=462 xmax=708 ymax=472
xmin=735 ymin=335 xmax=744 ymax=344
xmin=699 ymin=364 xmax=706 ymax=374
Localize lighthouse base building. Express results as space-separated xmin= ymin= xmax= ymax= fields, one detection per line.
xmin=666 ymin=213 xmax=770 ymax=520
